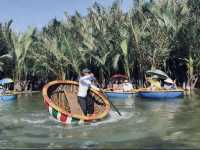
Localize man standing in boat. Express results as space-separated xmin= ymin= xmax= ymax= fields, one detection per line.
xmin=77 ymin=68 xmax=100 ymax=116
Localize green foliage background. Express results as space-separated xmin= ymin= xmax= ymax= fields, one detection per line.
xmin=0 ymin=0 xmax=199 ymax=87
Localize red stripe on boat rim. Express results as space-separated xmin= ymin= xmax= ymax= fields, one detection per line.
xmin=60 ymin=113 xmax=68 ymax=122
xmin=44 ymin=99 xmax=49 ymax=108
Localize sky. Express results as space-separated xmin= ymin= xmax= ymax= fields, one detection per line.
xmin=0 ymin=0 xmax=132 ymax=32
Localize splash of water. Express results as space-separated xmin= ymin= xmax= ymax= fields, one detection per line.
xmin=20 ymin=118 xmax=49 ymax=124
xmin=89 ymin=110 xmax=134 ymax=126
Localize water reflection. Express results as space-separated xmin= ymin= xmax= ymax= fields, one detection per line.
xmin=0 ymin=92 xmax=199 ymax=149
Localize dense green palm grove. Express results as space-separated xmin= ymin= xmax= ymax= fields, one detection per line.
xmin=0 ymin=0 xmax=199 ymax=89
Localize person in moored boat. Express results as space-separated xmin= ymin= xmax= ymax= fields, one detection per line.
xmin=77 ymin=68 xmax=100 ymax=116
xmin=122 ymin=80 xmax=133 ymax=92
xmin=164 ymin=78 xmax=177 ymax=90
xmin=112 ymin=80 xmax=120 ymax=91
xmin=147 ymin=78 xmax=161 ymax=90
xmin=171 ymin=80 xmax=177 ymax=89
xmin=0 ymin=85 xmax=5 ymax=94
xmin=106 ymin=81 xmax=113 ymax=90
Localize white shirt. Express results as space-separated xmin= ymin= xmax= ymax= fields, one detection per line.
xmin=77 ymin=74 xmax=99 ymax=98
xmin=123 ymin=82 xmax=133 ymax=91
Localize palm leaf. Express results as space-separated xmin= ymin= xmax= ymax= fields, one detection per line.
xmin=0 ymin=53 xmax=13 ymax=60
xmin=113 ymin=53 xmax=121 ymax=69
xmin=120 ymin=39 xmax=128 ymax=57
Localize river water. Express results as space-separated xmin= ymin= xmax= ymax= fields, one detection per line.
xmin=0 ymin=91 xmax=200 ymax=149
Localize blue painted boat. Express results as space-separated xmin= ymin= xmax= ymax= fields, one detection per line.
xmin=105 ymin=91 xmax=136 ymax=99
xmin=138 ymin=90 xmax=184 ymax=99
xmin=0 ymin=94 xmax=17 ymax=101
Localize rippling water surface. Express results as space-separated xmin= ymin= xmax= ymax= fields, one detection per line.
xmin=0 ymin=91 xmax=200 ymax=149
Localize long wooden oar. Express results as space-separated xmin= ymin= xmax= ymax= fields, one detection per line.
xmin=94 ymin=81 xmax=121 ymax=116
xmin=101 ymin=89 xmax=122 ymax=116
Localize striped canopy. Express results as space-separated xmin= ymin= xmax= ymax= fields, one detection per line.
xmin=146 ymin=69 xmax=169 ymax=80
xmin=111 ymin=74 xmax=128 ymax=79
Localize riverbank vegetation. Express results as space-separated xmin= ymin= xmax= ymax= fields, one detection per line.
xmin=0 ymin=0 xmax=199 ymax=90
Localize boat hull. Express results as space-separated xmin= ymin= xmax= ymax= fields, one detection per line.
xmin=105 ymin=91 xmax=136 ymax=99
xmin=0 ymin=94 xmax=17 ymax=101
xmin=42 ymin=80 xmax=110 ymax=124
xmin=138 ymin=90 xmax=184 ymax=99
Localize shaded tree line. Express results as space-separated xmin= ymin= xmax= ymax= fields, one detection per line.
xmin=0 ymin=0 xmax=199 ymax=90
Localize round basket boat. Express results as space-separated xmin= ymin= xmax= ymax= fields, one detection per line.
xmin=42 ymin=80 xmax=110 ymax=124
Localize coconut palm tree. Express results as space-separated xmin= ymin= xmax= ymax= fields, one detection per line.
xmin=29 ymin=32 xmax=70 ymax=80
xmin=0 ymin=0 xmax=199 ymax=89
xmin=0 ymin=20 xmax=15 ymax=78
xmin=12 ymin=27 xmax=36 ymax=80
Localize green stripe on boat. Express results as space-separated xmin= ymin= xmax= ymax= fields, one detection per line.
xmin=71 ymin=117 xmax=80 ymax=123
xmin=52 ymin=108 xmax=58 ymax=118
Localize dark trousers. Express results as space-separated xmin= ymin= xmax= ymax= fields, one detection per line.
xmin=78 ymin=96 xmax=94 ymax=116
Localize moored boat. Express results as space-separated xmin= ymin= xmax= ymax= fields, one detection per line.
xmin=139 ymin=69 xmax=184 ymax=99
xmin=0 ymin=78 xmax=17 ymax=101
xmin=0 ymin=94 xmax=17 ymax=101
xmin=138 ymin=89 xmax=184 ymax=99
xmin=42 ymin=80 xmax=110 ymax=124
xmin=104 ymin=74 xmax=136 ymax=100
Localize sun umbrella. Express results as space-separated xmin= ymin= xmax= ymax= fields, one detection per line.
xmin=146 ymin=69 xmax=169 ymax=80
xmin=0 ymin=78 xmax=14 ymax=85
xmin=151 ymin=75 xmax=160 ymax=79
